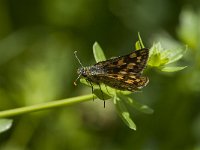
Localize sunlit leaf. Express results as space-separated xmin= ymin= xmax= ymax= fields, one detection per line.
xmin=148 ymin=42 xmax=169 ymax=66
xmin=135 ymin=33 xmax=145 ymax=50
xmin=119 ymin=95 xmax=154 ymax=114
xmin=0 ymin=119 xmax=13 ymax=133
xmin=161 ymin=66 xmax=187 ymax=72
xmin=166 ymin=53 xmax=184 ymax=64
xmin=93 ymin=42 xmax=106 ymax=62
xmin=117 ymin=90 xmax=132 ymax=95
xmin=114 ymin=95 xmax=136 ymax=130
xmin=138 ymin=32 xmax=145 ymax=48
xmin=135 ymin=41 xmax=142 ymax=50
xmin=93 ymin=89 xmax=112 ymax=100
xmin=148 ymin=42 xmax=186 ymax=73
xmin=80 ymin=78 xmax=99 ymax=88
xmin=162 ymin=48 xmax=186 ymax=65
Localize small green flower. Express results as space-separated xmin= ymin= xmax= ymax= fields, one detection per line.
xmin=148 ymin=42 xmax=187 ymax=72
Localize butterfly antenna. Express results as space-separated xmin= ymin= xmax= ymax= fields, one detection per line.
xmin=74 ymin=51 xmax=84 ymax=68
xmin=74 ymin=73 xmax=81 ymax=86
xmin=74 ymin=51 xmax=84 ymax=86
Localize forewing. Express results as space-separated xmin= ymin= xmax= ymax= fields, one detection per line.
xmin=95 ymin=48 xmax=149 ymax=74
xmin=96 ymin=74 xmax=149 ymax=91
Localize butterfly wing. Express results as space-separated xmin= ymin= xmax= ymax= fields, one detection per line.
xmin=94 ymin=73 xmax=149 ymax=91
xmin=95 ymin=48 xmax=149 ymax=74
xmin=84 ymin=48 xmax=149 ymax=91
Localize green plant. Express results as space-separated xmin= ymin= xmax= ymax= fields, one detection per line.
xmin=0 ymin=34 xmax=186 ymax=132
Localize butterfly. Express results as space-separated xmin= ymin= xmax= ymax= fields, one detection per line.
xmin=74 ymin=48 xmax=149 ymax=92
xmin=74 ymin=48 xmax=149 ymax=107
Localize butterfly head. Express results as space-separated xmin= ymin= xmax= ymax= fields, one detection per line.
xmin=74 ymin=67 xmax=90 ymax=86
xmin=77 ymin=67 xmax=88 ymax=77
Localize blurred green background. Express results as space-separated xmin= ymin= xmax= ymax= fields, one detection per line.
xmin=0 ymin=0 xmax=200 ymax=149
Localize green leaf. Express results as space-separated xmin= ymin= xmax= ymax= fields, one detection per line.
xmin=114 ymin=95 xmax=136 ymax=130
xmin=161 ymin=66 xmax=187 ymax=72
xmin=166 ymin=52 xmax=184 ymax=64
xmin=162 ymin=48 xmax=186 ymax=65
xmin=80 ymin=78 xmax=113 ymax=95
xmin=118 ymin=95 xmax=154 ymax=114
xmin=93 ymin=89 xmax=112 ymax=100
xmin=135 ymin=33 xmax=145 ymax=50
xmin=148 ymin=42 xmax=168 ymax=66
xmin=138 ymin=32 xmax=145 ymax=48
xmin=80 ymin=78 xmax=117 ymax=99
xmin=80 ymin=78 xmax=89 ymax=86
xmin=148 ymin=42 xmax=187 ymax=74
xmin=135 ymin=41 xmax=142 ymax=50
xmin=93 ymin=42 xmax=106 ymax=63
xmin=0 ymin=119 xmax=13 ymax=133
xmin=148 ymin=53 xmax=169 ymax=67
xmin=80 ymin=78 xmax=99 ymax=88
xmin=117 ymin=90 xmax=132 ymax=95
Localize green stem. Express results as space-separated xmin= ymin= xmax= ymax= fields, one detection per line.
xmin=0 ymin=94 xmax=95 ymax=118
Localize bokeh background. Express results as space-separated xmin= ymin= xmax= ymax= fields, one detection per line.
xmin=0 ymin=0 xmax=200 ymax=149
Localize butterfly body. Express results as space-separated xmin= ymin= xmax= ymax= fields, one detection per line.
xmin=77 ymin=48 xmax=149 ymax=92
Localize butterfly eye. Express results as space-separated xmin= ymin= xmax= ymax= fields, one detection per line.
xmin=79 ymin=68 xmax=88 ymax=77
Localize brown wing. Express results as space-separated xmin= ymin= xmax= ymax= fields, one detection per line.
xmin=94 ymin=48 xmax=149 ymax=74
xmin=94 ymin=73 xmax=149 ymax=91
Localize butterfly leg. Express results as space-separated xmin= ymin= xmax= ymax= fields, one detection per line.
xmin=90 ymin=82 xmax=95 ymax=101
xmin=86 ymin=80 xmax=95 ymax=101
xmin=98 ymin=84 xmax=105 ymax=108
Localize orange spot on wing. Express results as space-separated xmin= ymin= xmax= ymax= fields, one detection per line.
xmin=117 ymin=75 xmax=124 ymax=80
xmin=125 ymin=79 xmax=134 ymax=84
xmin=135 ymin=78 xmax=141 ymax=82
xmin=129 ymin=53 xmax=137 ymax=58
xmin=127 ymin=63 xmax=136 ymax=69
xmin=136 ymin=59 xmax=141 ymax=62
xmin=129 ymin=75 xmax=136 ymax=79
xmin=117 ymin=59 xmax=126 ymax=65
xmin=119 ymin=71 xmax=128 ymax=74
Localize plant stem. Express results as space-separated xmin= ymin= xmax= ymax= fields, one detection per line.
xmin=0 ymin=94 xmax=95 ymax=118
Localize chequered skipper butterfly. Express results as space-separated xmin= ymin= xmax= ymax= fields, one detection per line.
xmin=74 ymin=48 xmax=149 ymax=106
